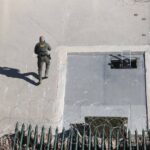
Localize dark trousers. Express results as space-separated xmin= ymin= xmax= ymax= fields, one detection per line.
xmin=37 ymin=56 xmax=50 ymax=82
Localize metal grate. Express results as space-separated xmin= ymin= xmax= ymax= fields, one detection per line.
xmin=109 ymin=54 xmax=137 ymax=69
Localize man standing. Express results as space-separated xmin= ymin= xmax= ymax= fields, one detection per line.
xmin=34 ymin=36 xmax=51 ymax=84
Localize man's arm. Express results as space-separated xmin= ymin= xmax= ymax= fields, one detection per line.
xmin=34 ymin=44 xmax=39 ymax=54
xmin=47 ymin=43 xmax=51 ymax=51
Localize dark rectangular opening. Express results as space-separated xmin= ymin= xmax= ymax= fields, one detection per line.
xmin=109 ymin=54 xmax=137 ymax=69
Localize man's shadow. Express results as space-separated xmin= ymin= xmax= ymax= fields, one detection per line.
xmin=0 ymin=67 xmax=39 ymax=86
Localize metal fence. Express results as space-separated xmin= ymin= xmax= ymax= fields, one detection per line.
xmin=11 ymin=122 xmax=150 ymax=150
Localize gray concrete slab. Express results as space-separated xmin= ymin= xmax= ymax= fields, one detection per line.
xmin=64 ymin=52 xmax=147 ymax=132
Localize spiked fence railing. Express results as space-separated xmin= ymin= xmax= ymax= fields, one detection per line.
xmin=12 ymin=122 xmax=150 ymax=150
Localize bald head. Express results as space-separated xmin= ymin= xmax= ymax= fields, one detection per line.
xmin=39 ymin=36 xmax=45 ymax=43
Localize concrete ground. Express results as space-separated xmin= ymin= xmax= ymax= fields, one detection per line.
xmin=0 ymin=45 xmax=61 ymax=135
xmin=0 ymin=0 xmax=149 ymax=135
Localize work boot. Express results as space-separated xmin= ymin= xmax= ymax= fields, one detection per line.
xmin=38 ymin=79 xmax=42 ymax=85
xmin=44 ymin=76 xmax=48 ymax=79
